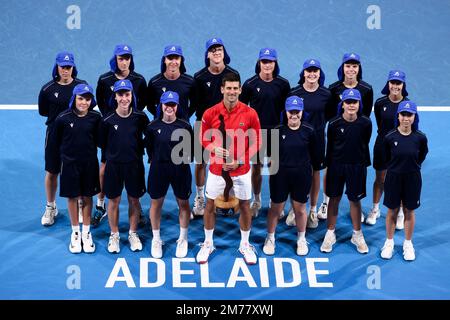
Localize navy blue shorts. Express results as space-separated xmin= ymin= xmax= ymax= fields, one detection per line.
xmin=44 ymin=125 xmax=61 ymax=174
xmin=383 ymin=171 xmax=422 ymax=210
xmin=326 ymin=163 xmax=367 ymax=202
xmin=103 ymin=160 xmax=146 ymax=199
xmin=60 ymin=160 xmax=100 ymax=198
xmin=311 ymin=129 xmax=326 ymax=171
xmin=148 ymin=162 xmax=192 ymax=200
xmin=372 ymin=135 xmax=387 ymax=171
xmin=270 ymin=165 xmax=312 ymax=204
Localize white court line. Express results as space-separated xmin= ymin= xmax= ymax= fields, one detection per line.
xmin=1 ymin=105 xmax=450 ymax=111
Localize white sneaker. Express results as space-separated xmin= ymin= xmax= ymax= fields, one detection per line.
xmin=41 ymin=205 xmax=58 ymax=226
xmin=317 ymin=202 xmax=328 ymax=220
xmin=129 ymin=232 xmax=143 ymax=252
xmin=107 ymin=233 xmax=120 ymax=253
xmin=69 ymin=232 xmax=82 ymax=253
xmin=365 ymin=208 xmax=381 ymax=225
xmin=403 ymin=241 xmax=415 ymax=261
xmin=82 ymin=232 xmax=96 ymax=253
xmin=196 ymin=241 xmax=215 ymax=264
xmin=351 ymin=233 xmax=369 ymax=254
xmin=285 ymin=207 xmax=296 ymax=226
xmin=192 ymin=196 xmax=205 ymax=216
xmin=307 ymin=210 xmax=318 ymax=229
xmin=296 ymin=237 xmax=309 ymax=256
xmin=380 ymin=239 xmax=394 ymax=259
xmin=250 ymin=201 xmax=262 ymax=218
xmin=320 ymin=231 xmax=336 ymax=253
xmin=396 ymin=209 xmax=405 ymax=230
xmin=151 ymin=239 xmax=164 ymax=258
xmin=175 ymin=238 xmax=188 ymax=258
xmin=263 ymin=237 xmax=275 ymax=255
xmin=239 ymin=242 xmax=257 ymax=265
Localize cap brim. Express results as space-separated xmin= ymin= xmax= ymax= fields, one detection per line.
xmin=388 ymin=77 xmax=405 ymax=82
xmin=343 ymin=58 xmax=360 ymax=64
xmin=57 ymin=62 xmax=74 ymax=67
xmin=260 ymin=56 xmax=277 ymax=61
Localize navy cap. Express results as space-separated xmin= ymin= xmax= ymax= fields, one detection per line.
xmin=52 ymin=51 xmax=78 ymax=80
xmin=397 ymin=101 xmax=417 ymax=114
xmin=299 ymin=58 xmax=326 ymax=86
xmin=160 ymin=91 xmax=179 ymax=105
xmin=56 ymin=52 xmax=75 ymax=66
xmin=113 ymin=79 xmax=133 ymax=92
xmin=285 ymin=96 xmax=304 ymax=111
xmin=204 ymin=37 xmax=231 ymax=66
xmin=337 ymin=52 xmax=362 ymax=81
xmin=396 ymin=100 xmax=419 ymax=130
xmin=161 ymin=44 xmax=186 ymax=74
xmin=341 ymin=88 xmax=362 ymax=101
xmin=110 ymin=44 xmax=135 ymax=72
xmin=69 ymin=83 xmax=96 ymax=109
xmin=259 ymin=48 xmax=277 ymax=61
xmin=381 ymin=70 xmax=408 ymax=96
xmin=255 ymin=47 xmax=280 ymax=76
xmin=164 ymin=45 xmax=183 ymax=57
xmin=114 ymin=44 xmax=133 ymax=56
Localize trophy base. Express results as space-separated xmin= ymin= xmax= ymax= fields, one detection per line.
xmin=214 ymin=195 xmax=240 ymax=216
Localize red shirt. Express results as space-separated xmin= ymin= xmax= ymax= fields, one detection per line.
xmin=201 ymin=101 xmax=261 ymax=176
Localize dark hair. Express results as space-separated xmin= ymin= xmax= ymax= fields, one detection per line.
xmin=221 ymin=72 xmax=241 ymax=86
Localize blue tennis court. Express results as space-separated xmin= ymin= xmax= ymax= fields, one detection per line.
xmin=1 ymin=0 xmax=449 ymax=301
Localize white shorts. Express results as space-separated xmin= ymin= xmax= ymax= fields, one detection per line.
xmin=205 ymin=170 xmax=252 ymax=200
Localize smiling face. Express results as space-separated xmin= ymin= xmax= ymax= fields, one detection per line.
xmin=389 ymin=80 xmax=404 ymax=96
xmin=162 ymin=102 xmax=177 ymax=118
xmin=221 ymin=81 xmax=241 ymax=106
xmin=286 ymin=109 xmax=302 ymax=128
xmin=342 ymin=99 xmax=360 ymax=117
xmin=164 ymin=55 xmax=181 ymax=73
xmin=207 ymin=45 xmax=225 ymax=66
xmin=75 ymin=94 xmax=91 ymax=115
xmin=115 ymin=90 xmax=132 ymax=112
xmin=304 ymin=67 xmax=320 ymax=85
xmin=343 ymin=63 xmax=359 ymax=81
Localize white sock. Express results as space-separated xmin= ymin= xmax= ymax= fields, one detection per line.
xmin=240 ymin=229 xmax=250 ymax=247
xmin=254 ymin=193 xmax=261 ymax=203
xmin=385 ymin=238 xmax=394 ymax=245
xmin=325 ymin=229 xmax=335 ymax=237
xmin=310 ymin=205 xmax=317 ymax=213
xmin=152 ymin=229 xmax=161 ymax=241
xmin=404 ymin=239 xmax=413 ymax=247
xmin=353 ymin=229 xmax=362 ymax=236
xmin=97 ymin=198 xmax=105 ymax=207
xmin=373 ymin=202 xmax=379 ymax=211
xmin=297 ymin=232 xmax=306 ymax=240
xmin=72 ymin=225 xmax=80 ymax=233
xmin=129 ymin=229 xmax=137 ymax=235
xmin=196 ymin=186 xmax=205 ymax=198
xmin=267 ymin=232 xmax=275 ymax=241
xmin=47 ymin=201 xmax=56 ymax=208
xmin=204 ymin=228 xmax=214 ymax=244
xmin=323 ymin=194 xmax=329 ymax=205
xmin=82 ymin=224 xmax=90 ymax=234
xmin=111 ymin=231 xmax=119 ymax=237
xmin=179 ymin=227 xmax=188 ymax=240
